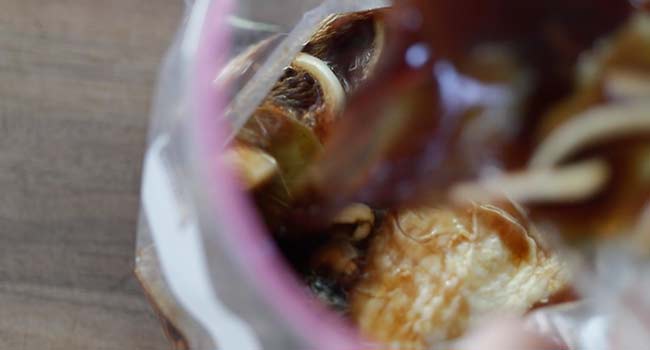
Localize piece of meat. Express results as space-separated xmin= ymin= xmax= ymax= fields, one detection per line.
xmin=350 ymin=204 xmax=569 ymax=348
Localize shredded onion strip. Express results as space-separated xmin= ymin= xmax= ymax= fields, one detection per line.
xmin=453 ymin=95 xmax=650 ymax=204
xmin=530 ymin=101 xmax=650 ymax=168
xmin=292 ymin=52 xmax=346 ymax=115
xmin=605 ymin=70 xmax=650 ymax=101
xmin=451 ymin=159 xmax=610 ymax=204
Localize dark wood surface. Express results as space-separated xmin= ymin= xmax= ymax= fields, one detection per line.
xmin=0 ymin=0 xmax=183 ymax=348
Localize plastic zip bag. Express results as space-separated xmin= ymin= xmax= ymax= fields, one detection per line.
xmin=136 ymin=0 xmax=650 ymax=349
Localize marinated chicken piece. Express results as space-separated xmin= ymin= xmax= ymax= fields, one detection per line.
xmin=350 ymin=205 xmax=568 ymax=348
xmin=223 ymin=11 xmax=385 ymax=190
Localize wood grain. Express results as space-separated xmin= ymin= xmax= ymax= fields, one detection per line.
xmin=0 ymin=0 xmax=183 ymax=348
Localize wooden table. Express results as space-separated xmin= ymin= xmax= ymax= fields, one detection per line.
xmin=0 ymin=0 xmax=183 ymax=348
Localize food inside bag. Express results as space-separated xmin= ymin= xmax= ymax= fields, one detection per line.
xmin=216 ymin=0 xmax=650 ymax=348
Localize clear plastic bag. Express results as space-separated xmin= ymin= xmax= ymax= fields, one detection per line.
xmin=135 ymin=1 xmax=650 ymax=349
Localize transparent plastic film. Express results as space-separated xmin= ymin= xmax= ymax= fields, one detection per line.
xmin=525 ymin=244 xmax=650 ymax=350
xmin=137 ymin=0 xmax=650 ymax=349
xmin=137 ymin=1 xmax=391 ymax=349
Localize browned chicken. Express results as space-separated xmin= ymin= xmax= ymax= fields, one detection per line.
xmin=350 ymin=205 xmax=568 ymax=348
